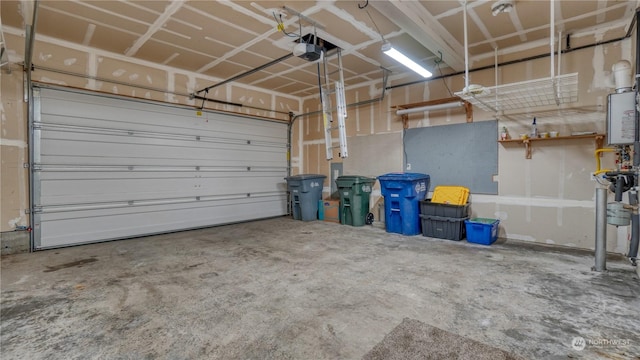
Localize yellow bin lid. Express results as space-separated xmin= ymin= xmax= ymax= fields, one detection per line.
xmin=431 ymin=185 xmax=469 ymax=205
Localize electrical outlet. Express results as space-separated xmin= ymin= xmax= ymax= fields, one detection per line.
xmin=406 ymin=163 xmax=411 ymax=170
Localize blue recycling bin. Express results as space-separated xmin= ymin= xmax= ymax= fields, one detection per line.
xmin=285 ymin=174 xmax=326 ymax=221
xmin=378 ymin=172 xmax=430 ymax=235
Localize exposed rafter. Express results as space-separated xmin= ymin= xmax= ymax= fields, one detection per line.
xmin=125 ymin=0 xmax=184 ymax=57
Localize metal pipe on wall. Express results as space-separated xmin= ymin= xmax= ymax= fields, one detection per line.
xmin=26 ymin=0 xmax=40 ymax=252
xmin=23 ymin=0 xmax=39 ymax=73
xmin=463 ymin=1 xmax=469 ymax=92
xmin=594 ymin=186 xmax=608 ymax=272
xmin=628 ymin=7 xmax=640 ymax=264
xmin=550 ymin=0 xmax=555 ymax=80
xmin=23 ymin=0 xmax=39 ymax=103
xmin=628 ymin=192 xmax=639 ymax=262
xmin=635 ymin=7 xmax=640 ymax=158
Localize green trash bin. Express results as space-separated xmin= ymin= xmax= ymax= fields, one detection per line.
xmin=336 ymin=175 xmax=375 ymax=226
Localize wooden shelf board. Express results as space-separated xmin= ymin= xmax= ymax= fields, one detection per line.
xmin=498 ymin=134 xmax=605 ymax=143
xmin=498 ymin=134 xmax=606 ymax=159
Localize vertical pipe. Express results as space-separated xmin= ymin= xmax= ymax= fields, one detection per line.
xmin=630 ymin=8 xmax=640 ymax=264
xmin=494 ymin=47 xmax=498 ymax=112
xmin=614 ymin=176 xmax=625 ymax=202
xmin=25 ymin=1 xmax=39 ymax=64
xmin=557 ymin=30 xmax=562 ymax=76
xmin=550 ymin=0 xmax=555 ymax=79
xmin=287 ymin=112 xmax=293 ymax=179
xmin=26 ymin=0 xmax=39 ymax=251
xmin=594 ymin=187 xmax=608 ymax=271
xmin=286 ymin=114 xmax=292 ymax=216
xmin=628 ymin=192 xmax=639 ymax=261
xmin=463 ymin=0 xmax=469 ymax=92
xmin=636 ymin=7 xmax=640 ymax=156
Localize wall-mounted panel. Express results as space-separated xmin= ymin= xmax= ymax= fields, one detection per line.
xmin=404 ymin=121 xmax=498 ymax=194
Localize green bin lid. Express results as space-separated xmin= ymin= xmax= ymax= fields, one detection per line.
xmin=336 ymin=175 xmax=375 ymax=183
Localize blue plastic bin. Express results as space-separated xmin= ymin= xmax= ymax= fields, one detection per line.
xmin=285 ymin=174 xmax=326 ymax=221
xmin=465 ymin=218 xmax=500 ymax=245
xmin=378 ymin=172 xmax=430 ymax=235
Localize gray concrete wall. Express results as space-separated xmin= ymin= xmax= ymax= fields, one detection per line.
xmin=1 ymin=230 xmax=30 ymax=255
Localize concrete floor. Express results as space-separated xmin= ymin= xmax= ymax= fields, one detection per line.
xmin=1 ymin=217 xmax=639 ymax=360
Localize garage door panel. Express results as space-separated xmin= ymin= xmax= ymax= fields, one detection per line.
xmin=39 ymin=138 xmax=284 ymax=161
xmin=39 ymin=123 xmax=287 ymax=150
xmin=38 ymin=155 xmax=285 ymax=168
xmin=38 ymin=149 xmax=285 ymax=166
xmin=40 ymin=96 xmax=286 ymax=142
xmin=38 ymin=192 xmax=285 ymax=219
xmin=39 ymin=116 xmax=287 ymax=144
xmin=39 ymin=176 xmax=287 ymax=204
xmin=38 ymin=195 xmax=287 ymax=248
xmin=33 ymin=86 xmax=289 ymax=249
xmin=39 ymin=169 xmax=287 ymax=180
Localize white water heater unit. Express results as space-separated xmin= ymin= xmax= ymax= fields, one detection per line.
xmin=607 ymin=91 xmax=637 ymax=145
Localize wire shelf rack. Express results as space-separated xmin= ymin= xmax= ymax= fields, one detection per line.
xmin=454 ymin=73 xmax=579 ymax=112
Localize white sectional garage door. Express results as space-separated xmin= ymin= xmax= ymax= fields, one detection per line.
xmin=32 ymin=86 xmax=288 ymax=249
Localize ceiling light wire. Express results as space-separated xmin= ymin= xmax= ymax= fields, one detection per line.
xmin=436 ymin=62 xmax=453 ymax=97
xmin=360 ymin=5 xmax=384 ymax=42
xmin=273 ymin=12 xmax=299 ymax=38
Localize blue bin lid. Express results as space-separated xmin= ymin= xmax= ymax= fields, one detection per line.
xmin=467 ymin=218 xmax=499 ymax=225
xmin=286 ymin=174 xmax=326 ymax=181
xmin=378 ymin=172 xmax=430 ymax=181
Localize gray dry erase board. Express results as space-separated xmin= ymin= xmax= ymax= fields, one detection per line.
xmin=403 ymin=120 xmax=498 ymax=194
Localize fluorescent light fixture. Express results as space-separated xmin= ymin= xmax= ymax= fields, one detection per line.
xmin=396 ymin=101 xmax=463 ymax=115
xmin=382 ymin=42 xmax=432 ymax=78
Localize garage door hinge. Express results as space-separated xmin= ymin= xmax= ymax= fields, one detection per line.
xmin=32 ymin=164 xmax=42 ymax=170
xmin=27 ymin=207 xmax=42 ymax=214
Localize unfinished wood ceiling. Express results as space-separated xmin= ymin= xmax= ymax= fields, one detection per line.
xmin=2 ymin=1 xmax=638 ymax=97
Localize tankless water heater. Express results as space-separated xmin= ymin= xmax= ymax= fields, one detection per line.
xmin=607 ymin=92 xmax=637 ymax=145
